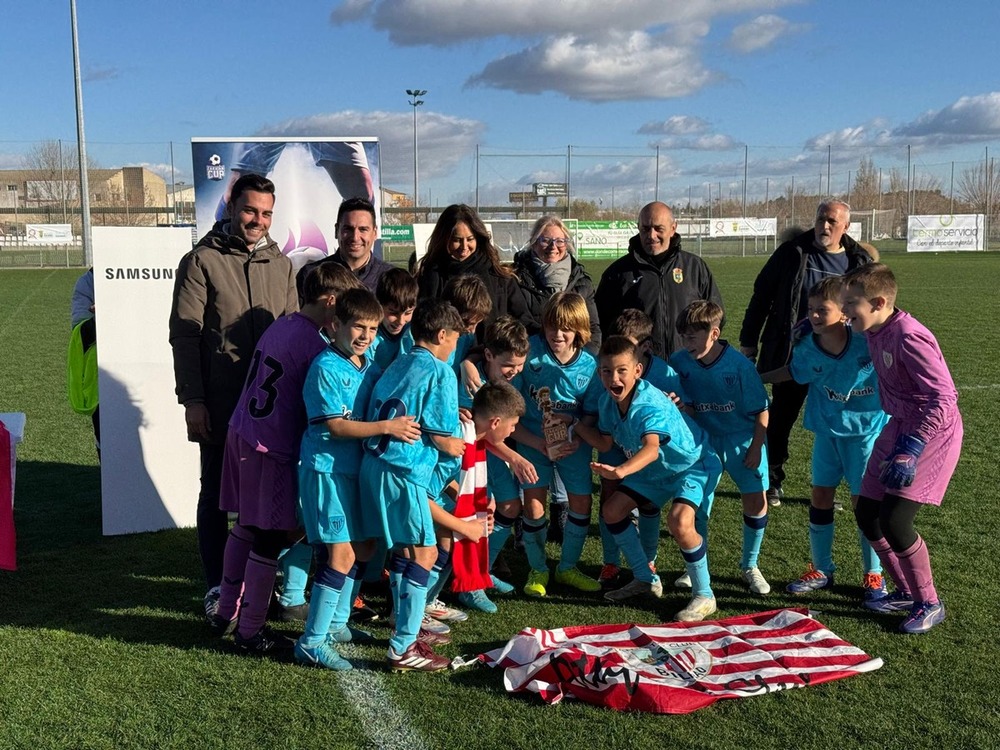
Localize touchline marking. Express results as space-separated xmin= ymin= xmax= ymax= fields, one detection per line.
xmin=335 ymin=657 xmax=430 ymax=750
xmin=957 ymin=384 xmax=1000 ymax=391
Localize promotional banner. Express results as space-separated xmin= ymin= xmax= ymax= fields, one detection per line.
xmin=25 ymin=224 xmax=73 ymax=244
xmin=93 ymin=227 xmax=201 ymax=535
xmin=191 ymin=138 xmax=382 ymax=271
xmin=709 ymin=218 xmax=777 ymax=238
xmin=907 ymin=214 xmax=984 ymax=252
xmin=575 ymin=221 xmax=636 ymax=260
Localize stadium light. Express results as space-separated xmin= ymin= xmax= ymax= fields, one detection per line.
xmin=406 ymin=89 xmax=427 ymax=214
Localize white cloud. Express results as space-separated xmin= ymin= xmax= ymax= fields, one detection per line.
xmin=467 ymin=29 xmax=718 ymax=102
xmin=652 ymin=134 xmax=739 ymax=151
xmin=728 ymin=14 xmax=808 ymax=53
xmin=638 ymin=115 xmax=711 ymax=136
xmin=127 ymin=162 xmax=190 ymax=183
xmin=83 ymin=65 xmax=120 ymax=82
xmin=893 ymin=92 xmax=1000 ymax=144
xmin=257 ymin=110 xmax=486 ymax=187
xmin=334 ymin=0 xmax=798 ymax=45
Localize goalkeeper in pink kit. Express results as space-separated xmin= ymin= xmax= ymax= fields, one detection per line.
xmin=841 ymin=263 xmax=962 ymax=634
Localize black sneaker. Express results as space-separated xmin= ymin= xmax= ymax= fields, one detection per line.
xmin=208 ymin=613 xmax=238 ymax=638
xmin=268 ymin=597 xmax=310 ymax=623
xmin=766 ymin=486 xmax=783 ymax=507
xmin=233 ymin=628 xmax=295 ymax=656
xmin=349 ymin=596 xmax=380 ymax=624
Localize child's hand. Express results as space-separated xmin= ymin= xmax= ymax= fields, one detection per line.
xmin=666 ymin=391 xmax=683 ymax=406
xmin=458 ymin=407 xmax=473 ymax=424
xmin=509 ymin=454 xmax=539 ymax=484
xmin=457 ymin=517 xmax=485 ymax=542
xmin=386 ymin=415 xmax=422 ymax=443
xmin=440 ymin=436 xmax=466 ymax=457
xmin=460 ymin=360 xmax=482 ymax=398
xmin=590 ymin=461 xmax=624 ymax=481
xmin=744 ymin=444 xmax=762 ymax=470
xmin=547 ymin=439 xmax=578 ymax=461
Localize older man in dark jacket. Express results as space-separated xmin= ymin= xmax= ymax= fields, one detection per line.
xmin=595 ymin=202 xmax=721 ymax=357
xmin=739 ymin=199 xmax=873 ymax=505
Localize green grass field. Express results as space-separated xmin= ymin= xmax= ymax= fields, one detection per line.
xmin=1 ymin=254 xmax=999 ymax=749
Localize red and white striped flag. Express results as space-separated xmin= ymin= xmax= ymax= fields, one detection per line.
xmin=450 ymin=420 xmax=491 ymax=592
xmin=481 ymin=608 xmax=883 ymax=714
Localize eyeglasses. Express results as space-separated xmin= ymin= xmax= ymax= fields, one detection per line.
xmin=537 ymin=237 xmax=568 ymax=248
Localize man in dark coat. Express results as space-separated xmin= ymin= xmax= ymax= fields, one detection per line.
xmin=595 ymin=201 xmax=721 ymax=357
xmin=739 ymin=199 xmax=873 ymax=505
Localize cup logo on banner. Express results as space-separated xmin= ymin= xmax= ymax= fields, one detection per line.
xmin=206 ymin=154 xmax=225 ymax=181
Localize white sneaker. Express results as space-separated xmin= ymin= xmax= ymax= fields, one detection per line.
xmin=675 ymin=595 xmax=718 ymax=622
xmin=424 ymin=598 xmax=468 ymax=623
xmin=742 ymin=567 xmax=771 ymax=595
xmin=674 ymin=572 xmax=692 ymax=589
xmin=603 ymin=576 xmax=663 ymax=602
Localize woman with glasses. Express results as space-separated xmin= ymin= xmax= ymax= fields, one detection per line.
xmin=513 ymin=216 xmax=601 ymax=354
xmin=415 ymin=204 xmax=535 ymax=333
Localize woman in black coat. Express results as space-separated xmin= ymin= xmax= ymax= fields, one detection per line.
xmin=512 ymin=216 xmax=601 ymax=354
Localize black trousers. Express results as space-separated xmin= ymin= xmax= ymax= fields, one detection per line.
xmin=766 ymin=379 xmax=809 ymax=488
xmin=197 ymin=441 xmax=228 ymax=590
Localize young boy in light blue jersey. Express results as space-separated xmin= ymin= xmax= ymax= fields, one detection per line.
xmin=670 ymin=300 xmax=772 ymax=596
xmin=513 ymin=292 xmax=603 ymax=598
xmin=442 ymin=274 xmax=492 ymax=373
xmin=762 ymin=277 xmax=890 ymax=602
xmin=595 ymin=309 xmax=688 ymax=589
xmin=359 ymin=299 xmax=467 ymax=672
xmin=294 ymin=288 xmax=423 ymax=671
xmin=369 ymin=268 xmax=417 ymax=371
xmin=576 ymin=336 xmax=723 ymax=622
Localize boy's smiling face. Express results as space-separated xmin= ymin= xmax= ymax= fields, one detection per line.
xmin=333 ymin=316 xmax=380 ymax=358
xmin=600 ymin=352 xmax=642 ymax=404
xmin=484 ymin=348 xmax=526 ymax=381
xmin=383 ymin=305 xmax=415 ymax=336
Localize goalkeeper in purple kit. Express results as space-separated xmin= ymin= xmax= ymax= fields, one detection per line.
xmin=840 ymin=264 xmax=962 ymax=634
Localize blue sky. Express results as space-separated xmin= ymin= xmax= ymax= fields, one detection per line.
xmin=4 ymin=1 xmax=999 ymax=209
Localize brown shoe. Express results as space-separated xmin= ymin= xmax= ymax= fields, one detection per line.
xmin=387 ymin=640 xmax=450 ymax=672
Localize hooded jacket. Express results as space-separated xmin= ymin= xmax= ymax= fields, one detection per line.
xmin=168 ymin=222 xmax=298 ymax=444
xmin=594 ymin=233 xmax=722 ymax=357
xmin=512 ymin=248 xmax=601 ymax=353
xmin=739 ymin=229 xmax=873 ymax=373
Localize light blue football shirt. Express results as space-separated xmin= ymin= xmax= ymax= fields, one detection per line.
xmin=370 ymin=322 xmax=414 ymax=372
xmin=519 ymin=335 xmax=601 ymax=435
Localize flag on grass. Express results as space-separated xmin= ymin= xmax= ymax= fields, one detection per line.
xmin=481 ymin=608 xmax=882 ymax=714
xmin=0 ymin=421 xmax=16 ymax=571
xmin=450 ymin=420 xmax=491 ymax=592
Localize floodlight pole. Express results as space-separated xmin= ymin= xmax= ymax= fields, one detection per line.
xmin=71 ymin=0 xmax=93 ymax=266
xmin=406 ymin=89 xmax=427 ymax=219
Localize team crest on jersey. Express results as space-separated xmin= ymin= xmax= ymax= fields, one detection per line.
xmin=330 ymin=517 xmax=345 ymax=534
xmin=882 ymin=351 xmax=893 ymax=368
xmin=622 ymin=641 xmax=714 ymax=683
xmin=672 ymin=267 xmax=684 ymax=284
xmin=576 ymin=374 xmax=590 ymax=389
xmin=723 ymin=374 xmax=738 ymax=388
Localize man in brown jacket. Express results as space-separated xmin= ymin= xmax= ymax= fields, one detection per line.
xmin=169 ymin=173 xmax=297 ymax=620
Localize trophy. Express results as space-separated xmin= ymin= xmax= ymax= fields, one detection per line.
xmin=537 ymin=387 xmax=571 ymax=460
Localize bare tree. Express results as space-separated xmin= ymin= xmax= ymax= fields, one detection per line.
xmin=958 ymin=160 xmax=1000 ymax=217
xmin=22 ymin=140 xmax=99 ymax=207
xmin=851 ymin=157 xmax=880 ymax=211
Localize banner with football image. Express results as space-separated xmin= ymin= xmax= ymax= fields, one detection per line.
xmin=191 ymin=137 xmax=383 ymax=272
xmin=481 ymin=608 xmax=882 ymax=714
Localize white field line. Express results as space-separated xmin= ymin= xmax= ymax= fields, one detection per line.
xmin=335 ymin=653 xmax=430 ymax=750
xmin=957 ymin=383 xmax=1000 ymax=391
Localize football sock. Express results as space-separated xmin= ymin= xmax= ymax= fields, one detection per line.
xmin=388 ymin=553 xmax=408 ymax=623
xmin=556 ymin=511 xmax=590 ymax=572
xmin=331 ymin=560 xmax=367 ymax=632
xmin=425 ymin=547 xmax=451 ymax=603
xmin=637 ymin=508 xmax=661 ymax=565
xmin=217 ymin=524 xmax=254 ymax=621
xmin=390 ymin=561 xmax=430 ymax=654
xmin=868 ymin=536 xmax=909 ymax=594
xmin=488 ymin=511 xmax=516 ymax=570
xmin=598 ymin=516 xmax=620 ymax=566
xmin=607 ymin=517 xmax=653 ymax=583
xmin=858 ymin=529 xmax=881 ymax=574
xmin=681 ymin=540 xmax=713 ymax=599
xmin=277 ymin=542 xmax=313 ymax=607
xmin=808 ymin=506 xmax=835 ymax=574
xmin=301 ymin=566 xmax=346 ymax=647
xmin=897 ymin=536 xmax=938 ymax=603
xmin=741 ymin=512 xmax=768 ymax=570
xmin=236 ymin=551 xmax=279 ymax=640
xmin=521 ymin=518 xmax=549 ymax=572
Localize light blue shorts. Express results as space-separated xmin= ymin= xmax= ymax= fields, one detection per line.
xmin=298 ymin=466 xmax=362 ymax=545
xmin=812 ymin=432 xmax=879 ymax=495
xmin=487 ymin=452 xmax=521 ymax=505
xmin=517 ymin=441 xmax=594 ymax=496
xmin=359 ymin=456 xmax=435 ymax=548
xmin=622 ymin=451 xmax=723 ymax=518
xmin=709 ymin=433 xmax=769 ymax=494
